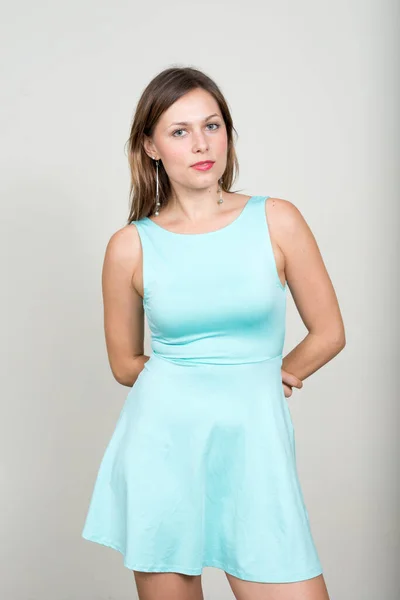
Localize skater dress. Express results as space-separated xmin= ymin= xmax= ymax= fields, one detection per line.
xmin=81 ymin=194 xmax=324 ymax=583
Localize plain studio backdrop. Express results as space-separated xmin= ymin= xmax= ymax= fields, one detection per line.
xmin=1 ymin=1 xmax=398 ymax=599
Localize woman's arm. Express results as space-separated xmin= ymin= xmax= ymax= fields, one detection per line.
xmin=101 ymin=224 xmax=149 ymax=387
xmin=267 ymin=197 xmax=346 ymax=384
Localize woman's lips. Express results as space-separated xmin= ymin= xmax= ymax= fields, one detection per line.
xmin=191 ymin=162 xmax=214 ymax=171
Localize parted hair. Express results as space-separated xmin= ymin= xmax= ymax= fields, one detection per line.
xmin=125 ymin=65 xmax=240 ymax=223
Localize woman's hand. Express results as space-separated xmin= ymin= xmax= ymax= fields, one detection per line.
xmin=281 ymin=368 xmax=303 ymax=398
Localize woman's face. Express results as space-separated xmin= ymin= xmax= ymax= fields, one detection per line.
xmin=145 ymin=88 xmax=228 ymax=196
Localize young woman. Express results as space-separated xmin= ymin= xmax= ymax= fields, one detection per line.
xmin=82 ymin=66 xmax=345 ymax=600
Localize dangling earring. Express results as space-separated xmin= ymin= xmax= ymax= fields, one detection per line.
xmin=152 ymin=156 xmax=161 ymax=216
xmin=217 ymin=177 xmax=224 ymax=204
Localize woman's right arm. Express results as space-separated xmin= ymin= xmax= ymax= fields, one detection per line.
xmin=101 ymin=224 xmax=149 ymax=387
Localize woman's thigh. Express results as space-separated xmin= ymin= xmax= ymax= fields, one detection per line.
xmin=225 ymin=572 xmax=330 ymax=600
xmin=133 ymin=570 xmax=204 ymax=600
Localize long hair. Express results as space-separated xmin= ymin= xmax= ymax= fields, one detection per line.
xmin=125 ymin=66 xmax=241 ymax=224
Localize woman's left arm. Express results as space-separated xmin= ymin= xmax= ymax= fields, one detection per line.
xmin=269 ymin=197 xmax=346 ymax=384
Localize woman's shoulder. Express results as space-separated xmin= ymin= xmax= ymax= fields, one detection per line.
xmin=102 ymin=222 xmax=143 ymax=273
xmin=265 ymin=196 xmax=317 ymax=255
xmin=265 ymin=196 xmax=305 ymax=232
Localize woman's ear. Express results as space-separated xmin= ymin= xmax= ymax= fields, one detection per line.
xmin=142 ymin=135 xmax=157 ymax=160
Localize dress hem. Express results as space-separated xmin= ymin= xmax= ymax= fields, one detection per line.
xmin=82 ymin=533 xmax=323 ymax=584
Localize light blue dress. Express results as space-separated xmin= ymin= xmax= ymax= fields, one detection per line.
xmin=81 ymin=195 xmax=324 ymax=583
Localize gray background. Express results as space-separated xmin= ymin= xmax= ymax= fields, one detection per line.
xmin=1 ymin=1 xmax=398 ymax=598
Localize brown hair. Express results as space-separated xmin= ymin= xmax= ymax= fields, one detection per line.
xmin=125 ymin=66 xmax=241 ymax=224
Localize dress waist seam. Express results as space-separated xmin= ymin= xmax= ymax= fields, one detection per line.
xmin=150 ymin=351 xmax=283 ymax=367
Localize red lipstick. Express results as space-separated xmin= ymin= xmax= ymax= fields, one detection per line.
xmin=191 ymin=161 xmax=215 ymax=171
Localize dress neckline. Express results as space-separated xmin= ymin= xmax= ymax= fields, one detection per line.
xmin=143 ymin=195 xmax=258 ymax=237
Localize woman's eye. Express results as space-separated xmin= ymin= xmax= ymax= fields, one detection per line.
xmin=172 ymin=123 xmax=220 ymax=137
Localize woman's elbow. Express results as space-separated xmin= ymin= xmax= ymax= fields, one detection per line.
xmin=110 ymin=360 xmax=135 ymax=387
xmin=327 ymin=325 xmax=346 ymax=352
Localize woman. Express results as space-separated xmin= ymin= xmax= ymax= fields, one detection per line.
xmin=82 ymin=66 xmax=345 ymax=600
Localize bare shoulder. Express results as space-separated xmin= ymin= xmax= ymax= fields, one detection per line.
xmin=265 ymin=196 xmax=305 ymax=232
xmin=265 ymin=196 xmax=314 ymax=251
xmin=103 ymin=223 xmax=142 ymax=279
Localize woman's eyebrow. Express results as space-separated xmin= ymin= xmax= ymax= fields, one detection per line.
xmin=167 ymin=113 xmax=221 ymax=128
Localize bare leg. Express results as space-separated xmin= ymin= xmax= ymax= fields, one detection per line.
xmin=225 ymin=572 xmax=330 ymax=600
xmin=133 ymin=571 xmax=204 ymax=600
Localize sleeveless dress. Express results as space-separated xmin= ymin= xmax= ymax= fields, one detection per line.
xmin=81 ymin=195 xmax=324 ymax=583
